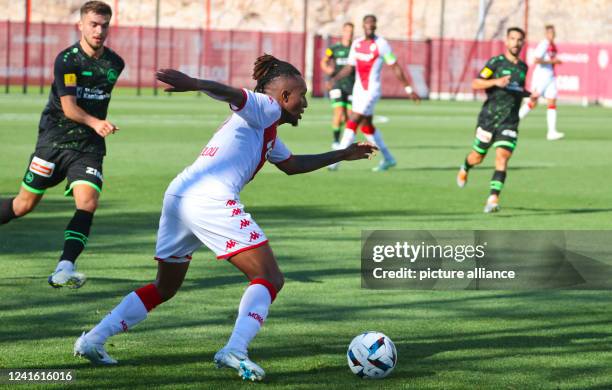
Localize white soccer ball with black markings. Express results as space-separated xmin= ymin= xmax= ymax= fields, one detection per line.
xmin=347 ymin=331 xmax=397 ymax=379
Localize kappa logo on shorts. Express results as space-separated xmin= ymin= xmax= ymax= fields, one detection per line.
xmin=231 ymin=208 xmax=242 ymax=217
xmin=86 ymin=167 xmax=104 ymax=181
xmin=226 ymin=200 xmax=237 ymax=207
xmin=249 ymin=231 xmax=261 ymax=242
xmin=29 ymin=156 xmax=56 ymax=178
xmin=225 ymin=240 xmax=237 ymax=250
xmin=476 ymin=127 xmax=493 ymax=143
xmin=240 ymin=219 xmax=251 ymax=229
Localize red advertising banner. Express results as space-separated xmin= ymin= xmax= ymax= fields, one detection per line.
xmin=0 ymin=21 xmax=305 ymax=90
xmin=1 ymin=20 xmax=610 ymax=102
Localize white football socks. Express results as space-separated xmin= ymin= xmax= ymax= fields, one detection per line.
xmin=339 ymin=128 xmax=356 ymax=149
xmin=224 ymin=283 xmax=272 ymax=353
xmin=86 ymin=292 xmax=148 ymax=345
xmin=547 ymin=107 xmax=558 ymax=135
xmin=519 ymin=102 xmax=532 ymax=119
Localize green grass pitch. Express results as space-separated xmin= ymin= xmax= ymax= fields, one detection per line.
xmin=1 ymin=89 xmax=611 ymax=389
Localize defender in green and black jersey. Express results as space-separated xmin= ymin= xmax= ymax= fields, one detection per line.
xmin=456 ymin=27 xmax=530 ymax=213
xmin=0 ymin=1 xmax=123 ymax=289
xmin=320 ymin=22 xmax=355 ymax=146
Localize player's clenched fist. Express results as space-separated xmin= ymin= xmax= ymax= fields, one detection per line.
xmin=495 ymin=75 xmax=511 ymax=88
xmin=92 ymin=119 xmax=119 ymax=137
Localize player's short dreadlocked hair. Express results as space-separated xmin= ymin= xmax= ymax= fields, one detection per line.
xmin=252 ymin=54 xmax=302 ymax=93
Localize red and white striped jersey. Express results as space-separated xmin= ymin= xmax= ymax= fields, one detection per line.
xmin=165 ymin=89 xmax=292 ymax=199
xmin=347 ymin=35 xmax=397 ymax=93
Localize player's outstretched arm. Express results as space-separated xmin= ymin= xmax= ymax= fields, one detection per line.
xmin=156 ymin=69 xmax=244 ymax=107
xmin=275 ymin=142 xmax=378 ymax=175
xmin=60 ymin=96 xmax=118 ymax=138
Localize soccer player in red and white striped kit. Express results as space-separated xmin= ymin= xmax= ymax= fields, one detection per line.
xmin=73 ymin=55 xmax=377 ymax=381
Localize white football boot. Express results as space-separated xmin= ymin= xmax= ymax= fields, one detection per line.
xmin=547 ymin=131 xmax=565 ymax=141
xmin=74 ymin=332 xmax=117 ymax=365
xmin=483 ymin=195 xmax=500 ymax=213
xmin=48 ymin=267 xmax=86 ymax=289
xmin=214 ymin=348 xmax=265 ymax=381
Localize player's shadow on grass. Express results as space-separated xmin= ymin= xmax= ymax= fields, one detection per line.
xmin=394 ymin=165 xmax=552 ymax=172
xmin=503 ymin=206 xmax=612 ymax=216
xmin=249 ymin=205 xmax=473 ymax=226
xmin=392 ymin=144 xmax=465 ymax=151
xmin=0 ymin=209 xmax=160 ymax=255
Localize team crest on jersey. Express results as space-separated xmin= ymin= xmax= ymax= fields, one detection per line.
xmin=29 ymin=156 xmax=55 ymax=178
xmin=107 ymin=69 xmax=118 ymax=83
xmin=64 ymin=73 xmax=77 ymax=87
xmin=369 ymin=43 xmax=377 ymax=51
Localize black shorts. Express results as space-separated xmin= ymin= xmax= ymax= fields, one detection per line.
xmin=472 ymin=126 xmax=518 ymax=155
xmin=329 ymin=88 xmax=352 ymax=108
xmin=21 ymin=148 xmax=104 ymax=196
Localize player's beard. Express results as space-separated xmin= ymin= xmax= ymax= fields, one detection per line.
xmin=281 ymin=110 xmax=300 ymax=126
xmin=85 ymin=35 xmax=105 ymax=51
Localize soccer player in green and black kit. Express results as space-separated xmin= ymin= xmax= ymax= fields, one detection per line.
xmin=0 ymin=1 xmax=124 ymax=287
xmin=456 ymin=27 xmax=530 ymax=213
xmin=320 ymin=22 xmax=355 ymax=150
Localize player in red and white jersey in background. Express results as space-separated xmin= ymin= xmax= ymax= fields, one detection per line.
xmin=328 ymin=14 xmax=419 ymax=172
xmin=73 ymin=55 xmax=376 ymax=381
xmin=519 ymin=24 xmax=565 ymax=140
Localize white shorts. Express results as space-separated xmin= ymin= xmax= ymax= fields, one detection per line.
xmin=351 ymin=88 xmax=380 ymax=116
xmin=531 ymin=75 xmax=558 ymax=99
xmin=155 ymin=194 xmax=268 ymax=262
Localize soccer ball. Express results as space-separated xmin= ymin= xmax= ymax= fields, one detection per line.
xmin=347 ymin=331 xmax=397 ymax=379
